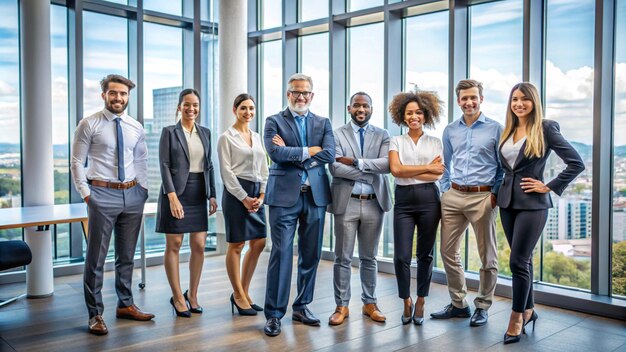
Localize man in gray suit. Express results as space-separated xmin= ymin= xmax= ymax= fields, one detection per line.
xmin=327 ymin=92 xmax=392 ymax=325
xmin=71 ymin=74 xmax=154 ymax=335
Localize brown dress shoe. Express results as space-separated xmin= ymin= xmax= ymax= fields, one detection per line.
xmin=363 ymin=303 xmax=386 ymax=322
xmin=116 ymin=304 xmax=155 ymax=321
xmin=88 ymin=315 xmax=108 ymax=335
xmin=328 ymin=306 xmax=349 ymax=326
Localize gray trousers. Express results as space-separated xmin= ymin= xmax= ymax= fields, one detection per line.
xmin=333 ymin=197 xmax=384 ymax=306
xmin=84 ymin=184 xmax=147 ymax=318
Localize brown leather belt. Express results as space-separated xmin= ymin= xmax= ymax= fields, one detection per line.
xmin=351 ymin=194 xmax=376 ymax=200
xmin=88 ymin=179 xmax=138 ymax=190
xmin=451 ymin=182 xmax=491 ymax=193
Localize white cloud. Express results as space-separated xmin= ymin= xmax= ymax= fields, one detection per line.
xmin=0 ymin=80 xmax=16 ymax=96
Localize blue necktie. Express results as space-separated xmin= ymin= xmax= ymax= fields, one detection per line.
xmin=358 ymin=127 xmax=365 ymax=156
xmin=296 ymin=115 xmax=308 ymax=184
xmin=114 ymin=117 xmax=125 ymax=182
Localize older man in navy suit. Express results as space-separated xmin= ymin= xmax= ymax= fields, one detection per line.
xmin=263 ymin=73 xmax=335 ymax=337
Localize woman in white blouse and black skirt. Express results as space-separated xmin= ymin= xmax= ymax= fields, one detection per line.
xmin=388 ymin=90 xmax=445 ymax=326
xmin=217 ymin=94 xmax=269 ymax=316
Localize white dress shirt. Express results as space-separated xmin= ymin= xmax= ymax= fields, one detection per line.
xmin=71 ymin=108 xmax=148 ymax=199
xmin=350 ymin=121 xmax=375 ymax=195
xmin=389 ymin=132 xmax=443 ymax=186
xmin=182 ymin=123 xmax=205 ymax=173
xmin=217 ymin=127 xmax=269 ymax=201
xmin=501 ymin=135 xmax=526 ymax=169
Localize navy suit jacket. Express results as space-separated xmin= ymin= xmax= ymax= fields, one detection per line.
xmin=497 ymin=120 xmax=584 ymax=210
xmin=263 ymin=108 xmax=335 ymax=207
xmin=159 ymin=122 xmax=216 ymax=199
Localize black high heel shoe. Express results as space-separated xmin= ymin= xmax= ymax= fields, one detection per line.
xmin=401 ymin=298 xmax=414 ymax=325
xmin=170 ymin=297 xmax=191 ymax=318
xmin=523 ymin=310 xmax=538 ymax=332
xmin=503 ymin=320 xmax=526 ymax=344
xmin=230 ymin=293 xmax=257 ymax=316
xmin=413 ymin=300 xmax=424 ymax=325
xmin=184 ymin=290 xmax=203 ymax=314
xmin=250 ymin=303 xmax=264 ymax=312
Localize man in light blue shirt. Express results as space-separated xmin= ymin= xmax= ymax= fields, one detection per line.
xmin=431 ymin=79 xmax=503 ymax=327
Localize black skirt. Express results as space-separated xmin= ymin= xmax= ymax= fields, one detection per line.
xmin=222 ymin=177 xmax=267 ymax=243
xmin=156 ymin=173 xmax=208 ymax=234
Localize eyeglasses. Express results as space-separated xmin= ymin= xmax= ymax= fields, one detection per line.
xmin=288 ymin=90 xmax=313 ymax=98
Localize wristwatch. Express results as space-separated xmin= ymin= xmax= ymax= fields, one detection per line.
xmin=352 ymin=158 xmax=359 ymax=167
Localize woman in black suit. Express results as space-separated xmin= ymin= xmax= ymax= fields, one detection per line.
xmin=156 ymin=88 xmax=218 ymax=317
xmin=497 ymin=83 xmax=584 ymax=343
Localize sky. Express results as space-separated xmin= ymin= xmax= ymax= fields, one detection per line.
xmin=0 ymin=0 xmax=624 ymax=147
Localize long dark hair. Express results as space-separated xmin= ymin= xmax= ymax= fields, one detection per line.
xmin=233 ymin=93 xmax=255 ymax=109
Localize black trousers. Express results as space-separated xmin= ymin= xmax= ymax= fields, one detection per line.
xmin=393 ymin=183 xmax=441 ymax=298
xmin=500 ymin=207 xmax=548 ymax=313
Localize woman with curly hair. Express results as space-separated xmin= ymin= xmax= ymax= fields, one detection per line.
xmin=388 ymin=90 xmax=444 ymax=326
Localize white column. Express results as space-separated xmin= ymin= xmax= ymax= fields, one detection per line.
xmin=20 ymin=0 xmax=54 ymax=297
xmin=218 ymin=0 xmax=248 ymax=135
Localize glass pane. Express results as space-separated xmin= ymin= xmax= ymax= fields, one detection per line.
xmin=83 ymin=12 xmax=128 ymax=115
xmin=299 ymin=0 xmax=328 ymax=22
xmin=144 ymin=0 xmax=182 ymax=16
xmin=300 ymin=33 xmax=329 ymax=119
xmin=468 ymin=0 xmax=522 ymax=276
xmin=260 ymin=40 xmax=283 ymax=131
xmin=469 ymin=0 xmax=523 ymax=126
xmin=348 ymin=22 xmax=384 ymax=128
xmin=543 ymin=0 xmax=594 ymax=290
xmin=0 ymin=0 xmax=21 ymax=244
xmin=348 ymin=0 xmax=383 ymax=12
xmin=261 ymin=0 xmax=282 ymax=30
xmin=143 ymin=23 xmax=183 ymax=252
xmin=405 ymin=10 xmax=449 ymax=139
xmin=102 ymin=0 xmax=127 ymax=5
xmin=51 ymin=5 xmax=69 ymax=206
xmin=613 ymin=0 xmax=626 ymax=298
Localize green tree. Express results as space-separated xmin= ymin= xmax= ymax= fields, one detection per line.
xmin=612 ymin=241 xmax=626 ymax=296
xmin=0 ymin=177 xmax=20 ymax=197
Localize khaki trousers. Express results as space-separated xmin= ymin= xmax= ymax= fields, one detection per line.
xmin=440 ymin=188 xmax=498 ymax=310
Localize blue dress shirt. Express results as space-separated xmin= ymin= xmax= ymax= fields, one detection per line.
xmin=440 ymin=113 xmax=504 ymax=194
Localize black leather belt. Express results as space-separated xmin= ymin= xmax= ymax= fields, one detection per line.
xmin=351 ymin=194 xmax=376 ymax=200
xmin=300 ymin=185 xmax=311 ymax=192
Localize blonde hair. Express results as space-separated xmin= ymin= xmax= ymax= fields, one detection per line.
xmin=500 ymin=82 xmax=545 ymax=158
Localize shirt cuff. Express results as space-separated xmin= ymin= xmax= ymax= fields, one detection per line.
xmin=302 ymin=147 xmax=310 ymax=161
xmin=357 ymin=159 xmax=364 ymax=171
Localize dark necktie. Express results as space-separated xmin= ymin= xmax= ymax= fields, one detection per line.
xmin=358 ymin=127 xmax=365 ymax=156
xmin=114 ymin=117 xmax=125 ymax=182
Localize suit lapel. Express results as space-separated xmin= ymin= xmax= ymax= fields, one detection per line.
xmin=363 ymin=126 xmax=376 ymax=158
xmin=341 ymin=123 xmax=360 ymax=157
xmin=283 ymin=109 xmax=303 ymax=147
xmin=174 ymin=122 xmax=190 ymax=162
xmin=306 ymin=112 xmax=315 ymax=147
xmin=196 ymin=124 xmax=210 ymax=161
xmin=512 ymin=140 xmax=528 ymax=170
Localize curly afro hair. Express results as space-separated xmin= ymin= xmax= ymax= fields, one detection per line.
xmin=388 ymin=90 xmax=444 ymax=128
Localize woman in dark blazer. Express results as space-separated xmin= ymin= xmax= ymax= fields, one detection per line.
xmin=497 ymin=83 xmax=584 ymax=343
xmin=156 ymin=88 xmax=218 ymax=317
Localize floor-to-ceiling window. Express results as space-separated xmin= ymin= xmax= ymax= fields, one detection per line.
xmin=613 ymin=0 xmax=626 ymax=298
xmin=259 ymin=39 xmax=283 ymax=129
xmin=543 ymin=0 xmax=595 ymax=291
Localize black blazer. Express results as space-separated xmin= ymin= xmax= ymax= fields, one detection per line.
xmin=159 ymin=122 xmax=216 ymax=199
xmin=497 ymin=120 xmax=584 ymax=210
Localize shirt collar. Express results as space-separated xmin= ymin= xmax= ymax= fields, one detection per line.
xmin=350 ymin=121 xmax=368 ymax=133
xmin=102 ymin=108 xmax=126 ymax=121
xmin=458 ymin=112 xmax=486 ymax=126
xmin=288 ymin=108 xmax=309 ymax=119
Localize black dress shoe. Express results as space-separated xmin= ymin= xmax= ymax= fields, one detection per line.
xmin=292 ymin=307 xmax=321 ymax=326
xmin=470 ymin=308 xmax=488 ymax=326
xmin=264 ymin=317 xmax=281 ymax=337
xmin=430 ymin=304 xmax=471 ymax=319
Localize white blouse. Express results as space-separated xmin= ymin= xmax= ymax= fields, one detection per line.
xmin=183 ymin=124 xmax=205 ymax=173
xmin=389 ymin=133 xmax=443 ymax=186
xmin=217 ymin=127 xmax=269 ymax=201
xmin=501 ymin=135 xmax=526 ymax=169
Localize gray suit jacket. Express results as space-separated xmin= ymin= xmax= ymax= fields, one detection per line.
xmin=159 ymin=122 xmax=216 ymax=199
xmin=327 ymin=123 xmax=392 ymax=215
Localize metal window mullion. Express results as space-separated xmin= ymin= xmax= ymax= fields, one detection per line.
xmin=448 ymin=0 xmax=469 ymax=124
xmin=384 ymin=8 xmax=402 ymax=135
xmin=591 ymin=0 xmax=615 ymax=296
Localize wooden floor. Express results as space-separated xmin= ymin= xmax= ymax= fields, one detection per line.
xmin=1 ymin=253 xmax=625 ymax=352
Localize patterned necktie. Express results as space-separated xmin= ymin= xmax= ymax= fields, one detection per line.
xmin=358 ymin=127 xmax=365 ymax=156
xmin=296 ymin=115 xmax=308 ymax=184
xmin=114 ymin=117 xmax=125 ymax=182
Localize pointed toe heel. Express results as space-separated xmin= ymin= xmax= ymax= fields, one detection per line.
xmin=230 ymin=293 xmax=257 ymax=316
xmin=170 ymin=297 xmax=191 ymax=318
